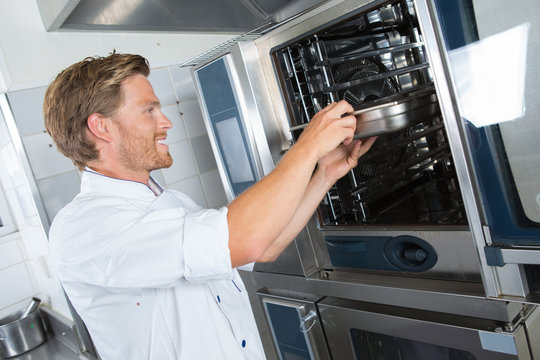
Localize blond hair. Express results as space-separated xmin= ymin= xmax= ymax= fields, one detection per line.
xmin=43 ymin=52 xmax=150 ymax=170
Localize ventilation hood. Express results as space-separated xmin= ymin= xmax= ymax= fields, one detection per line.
xmin=36 ymin=0 xmax=329 ymax=33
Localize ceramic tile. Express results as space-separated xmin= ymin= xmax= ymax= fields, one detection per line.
xmin=6 ymin=86 xmax=47 ymax=137
xmin=18 ymin=225 xmax=48 ymax=260
xmin=0 ymin=262 xmax=36 ymax=310
xmin=0 ymin=182 xmax=16 ymax=237
xmin=169 ymin=65 xmax=198 ymax=102
xmin=0 ymin=299 xmax=29 ymax=319
xmin=0 ymin=142 xmax=26 ymax=189
xmin=179 ymin=100 xmax=207 ymax=138
xmin=148 ymin=67 xmax=177 ymax=107
xmin=4 ymin=185 xmax=38 ymax=228
xmin=22 ymin=132 xmax=76 ymax=180
xmin=162 ymin=104 xmax=187 ymax=143
xmin=190 ymin=134 xmax=217 ymax=173
xmin=200 ymin=169 xmax=228 ymax=208
xmin=161 ymin=140 xmax=198 ymax=184
xmin=0 ymin=238 xmax=23 ymax=269
xmin=166 ymin=176 xmax=207 ymax=208
xmin=36 ymin=170 xmax=80 ymax=222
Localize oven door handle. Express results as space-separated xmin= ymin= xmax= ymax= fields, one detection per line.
xmin=326 ymin=240 xmax=367 ymax=253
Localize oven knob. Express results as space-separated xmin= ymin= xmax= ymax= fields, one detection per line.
xmin=383 ymin=235 xmax=438 ymax=272
xmin=403 ymin=247 xmax=428 ymax=263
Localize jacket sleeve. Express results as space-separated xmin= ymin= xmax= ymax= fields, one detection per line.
xmin=48 ymin=200 xmax=233 ymax=289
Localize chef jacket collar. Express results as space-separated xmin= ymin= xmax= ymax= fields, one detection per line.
xmin=82 ymin=168 xmax=163 ymax=199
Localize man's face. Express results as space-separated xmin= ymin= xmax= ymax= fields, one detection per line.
xmin=112 ymin=74 xmax=173 ymax=172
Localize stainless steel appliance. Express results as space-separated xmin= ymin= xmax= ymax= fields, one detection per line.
xmin=191 ymin=0 xmax=540 ymax=358
xmin=193 ymin=0 xmax=540 ymax=304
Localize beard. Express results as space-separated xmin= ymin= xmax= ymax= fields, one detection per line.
xmin=117 ymin=125 xmax=173 ymax=172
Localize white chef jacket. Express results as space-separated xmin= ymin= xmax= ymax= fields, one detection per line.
xmin=48 ymin=169 xmax=266 ymax=360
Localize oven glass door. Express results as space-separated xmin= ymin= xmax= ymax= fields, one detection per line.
xmin=435 ymin=0 xmax=540 ymax=246
xmin=194 ymin=55 xmax=259 ymax=201
xmin=318 ymin=297 xmax=530 ymax=360
xmin=258 ymin=293 xmax=331 ymax=360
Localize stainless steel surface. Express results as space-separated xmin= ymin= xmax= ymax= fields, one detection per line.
xmin=316 ymin=228 xmax=481 ymax=281
xmin=248 ymin=0 xmax=478 ymax=283
xmin=413 ymin=0 xmax=540 ymax=301
xmin=36 ymin=0 xmax=329 ymax=32
xmin=0 ymin=307 xmax=92 ymax=360
xmin=0 ymin=308 xmax=46 ymax=358
xmin=0 ymin=337 xmax=82 ymax=360
xmin=20 ymin=299 xmax=41 ymax=320
xmin=246 ymin=271 xmax=523 ymax=322
xmin=352 ymin=87 xmax=438 ymax=139
xmin=524 ymin=306 xmax=540 ymax=358
xmin=502 ymin=249 xmax=540 ymax=265
xmin=318 ymin=296 xmax=532 ymax=359
xmin=193 ymin=41 xmax=276 ymax=202
xmin=413 ymin=0 xmax=501 ymax=298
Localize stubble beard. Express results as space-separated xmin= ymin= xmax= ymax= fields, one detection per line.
xmin=118 ymin=127 xmax=173 ymax=173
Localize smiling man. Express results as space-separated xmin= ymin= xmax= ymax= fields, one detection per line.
xmin=43 ymin=52 xmax=375 ymax=360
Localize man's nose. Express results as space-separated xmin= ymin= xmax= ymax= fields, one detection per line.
xmin=159 ymin=111 xmax=173 ymax=129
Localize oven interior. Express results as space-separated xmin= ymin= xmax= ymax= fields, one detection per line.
xmin=272 ymin=0 xmax=467 ymax=228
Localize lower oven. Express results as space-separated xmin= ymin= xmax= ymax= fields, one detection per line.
xmin=254 ymin=283 xmax=540 ymax=360
xmin=318 ymin=297 xmax=539 ymax=360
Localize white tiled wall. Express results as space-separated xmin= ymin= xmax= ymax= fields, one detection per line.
xmin=0 ymin=62 xmax=228 ymax=321
xmin=0 ymin=109 xmax=71 ymax=320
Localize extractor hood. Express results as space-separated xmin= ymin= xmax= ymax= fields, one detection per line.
xmin=36 ymin=0 xmax=329 ymax=33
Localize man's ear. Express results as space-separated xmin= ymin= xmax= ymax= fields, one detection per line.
xmin=87 ymin=113 xmax=113 ymax=142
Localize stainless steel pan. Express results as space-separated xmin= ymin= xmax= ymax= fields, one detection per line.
xmin=348 ymin=87 xmax=439 ymax=139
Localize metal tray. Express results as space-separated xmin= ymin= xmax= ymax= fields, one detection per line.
xmin=349 ymin=87 xmax=439 ymax=139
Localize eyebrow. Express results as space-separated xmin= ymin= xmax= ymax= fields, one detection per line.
xmin=140 ymin=100 xmax=161 ymax=108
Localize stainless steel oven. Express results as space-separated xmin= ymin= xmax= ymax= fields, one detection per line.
xmin=193 ymin=0 xmax=540 ymax=304
xmin=192 ymin=0 xmax=540 ymax=357
xmin=318 ymin=296 xmax=540 ymax=360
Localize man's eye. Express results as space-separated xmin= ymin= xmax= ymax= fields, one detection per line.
xmin=146 ymin=108 xmax=154 ymax=113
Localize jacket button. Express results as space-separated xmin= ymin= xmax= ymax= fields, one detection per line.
xmin=241 ymin=340 xmax=246 ymax=348
xmin=217 ymin=295 xmax=221 ymax=303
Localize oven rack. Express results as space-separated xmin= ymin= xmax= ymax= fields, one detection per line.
xmin=320 ymin=111 xmax=466 ymax=225
xmin=280 ymin=21 xmax=430 ymax=134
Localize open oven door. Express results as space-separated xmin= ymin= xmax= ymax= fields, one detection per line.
xmin=415 ymin=0 xmax=540 ymax=303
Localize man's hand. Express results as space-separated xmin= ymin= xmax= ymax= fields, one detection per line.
xmin=295 ymin=100 xmax=357 ymax=161
xmin=317 ymin=136 xmax=377 ymax=185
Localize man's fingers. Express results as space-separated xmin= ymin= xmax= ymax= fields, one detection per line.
xmin=330 ymin=100 xmax=354 ymax=116
xmin=359 ymin=136 xmax=377 ymax=157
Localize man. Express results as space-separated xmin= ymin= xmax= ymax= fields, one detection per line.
xmin=44 ymin=52 xmax=375 ymax=359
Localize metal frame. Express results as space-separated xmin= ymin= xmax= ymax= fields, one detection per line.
xmin=257 ymin=291 xmax=331 ymax=360
xmin=246 ymin=271 xmax=524 ymax=323
xmin=192 ymin=42 xmax=276 ymax=203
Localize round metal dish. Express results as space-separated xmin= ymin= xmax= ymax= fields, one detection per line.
xmin=350 ymin=87 xmax=439 ymax=139
xmin=0 ymin=308 xmax=46 ymax=358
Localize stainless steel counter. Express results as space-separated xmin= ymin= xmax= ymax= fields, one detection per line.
xmin=0 ymin=336 xmax=85 ymax=360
